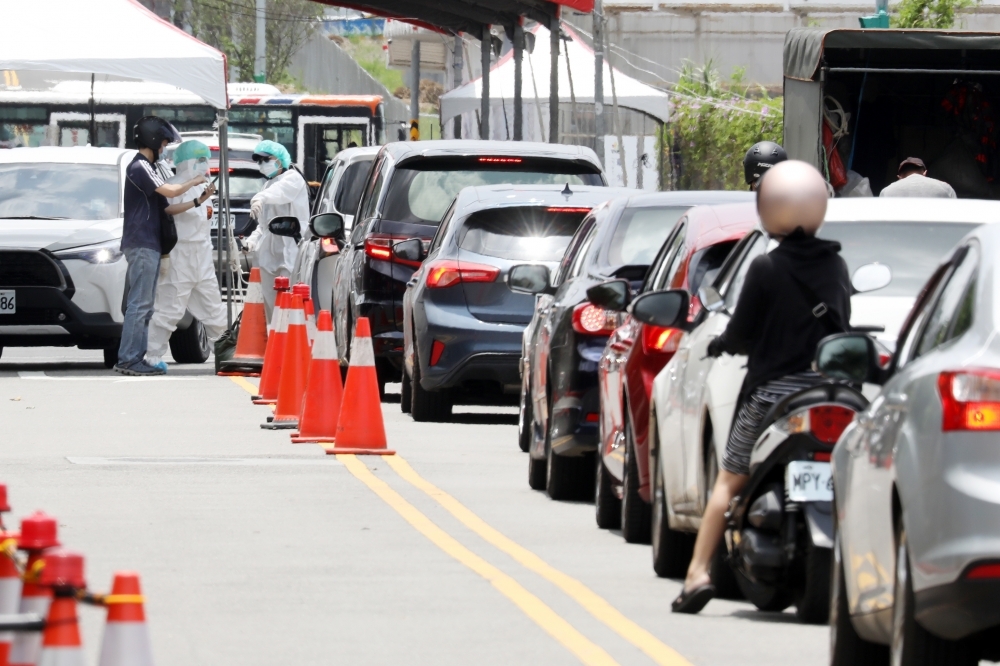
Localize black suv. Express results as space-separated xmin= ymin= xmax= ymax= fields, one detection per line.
xmin=328 ymin=140 xmax=607 ymax=393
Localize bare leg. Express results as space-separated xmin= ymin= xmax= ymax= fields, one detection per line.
xmin=683 ymin=469 xmax=749 ymax=591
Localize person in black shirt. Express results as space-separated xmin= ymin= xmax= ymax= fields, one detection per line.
xmin=672 ymin=160 xmax=851 ymax=614
xmin=116 ymin=117 xmax=207 ymax=375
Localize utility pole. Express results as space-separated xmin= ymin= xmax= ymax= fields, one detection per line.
xmin=254 ymin=0 xmax=266 ymax=83
xmin=513 ymin=22 xmax=524 ymax=141
xmin=481 ymin=25 xmax=491 ymax=140
xmin=593 ymin=0 xmax=605 ymax=164
xmin=410 ymin=40 xmax=421 ymax=140
xmin=548 ymin=12 xmax=559 ymax=144
xmin=453 ymin=36 xmax=463 ymax=139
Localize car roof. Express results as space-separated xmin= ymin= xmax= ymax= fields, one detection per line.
xmin=622 ymin=190 xmax=755 ymax=208
xmin=379 ymin=139 xmax=603 ymax=169
xmin=0 ymin=146 xmax=134 ymax=165
xmin=825 ymin=197 xmax=1000 ymax=224
xmin=683 ymin=202 xmax=760 ymax=247
xmin=453 ymin=184 xmax=632 ymax=214
xmin=179 ymin=131 xmax=263 ymax=151
xmin=333 ymin=146 xmax=380 ymax=165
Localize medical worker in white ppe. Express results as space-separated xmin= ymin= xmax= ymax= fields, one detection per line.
xmin=244 ymin=140 xmax=310 ymax=323
xmin=146 ymin=139 xmax=227 ymax=371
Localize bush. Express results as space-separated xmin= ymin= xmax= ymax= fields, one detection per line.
xmin=664 ymin=62 xmax=783 ymax=191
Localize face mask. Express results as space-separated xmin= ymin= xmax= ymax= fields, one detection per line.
xmin=259 ymin=160 xmax=280 ymax=178
xmin=194 ymin=161 xmax=210 ymax=177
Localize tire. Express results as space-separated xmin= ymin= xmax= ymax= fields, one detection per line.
xmin=400 ymin=371 xmax=412 ymax=413
xmin=544 ymin=388 xmax=592 ymax=500
xmin=518 ymin=381 xmax=533 ymax=453
xmin=621 ymin=415 xmax=651 ymax=544
xmin=103 ymin=342 xmax=118 ymax=369
xmin=796 ymin=539 xmax=832 ymax=624
xmin=410 ymin=353 xmax=451 ymax=422
xmin=169 ymin=319 xmax=210 ymax=363
xmin=595 ymin=455 xmax=621 ymax=529
xmin=651 ymin=439 xmax=693 ymax=578
xmin=528 ymin=454 xmax=547 ymax=491
xmin=736 ymin=571 xmax=794 ymax=612
xmin=830 ymin=527 xmax=888 ymax=665
xmin=892 ymin=527 xmax=976 ymax=666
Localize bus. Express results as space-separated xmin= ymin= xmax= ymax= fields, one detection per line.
xmin=0 ymin=81 xmax=386 ymax=182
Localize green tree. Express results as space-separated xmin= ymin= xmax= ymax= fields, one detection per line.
xmin=891 ymin=0 xmax=978 ymax=28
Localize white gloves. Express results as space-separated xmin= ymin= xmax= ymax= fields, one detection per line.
xmin=249 ymin=196 xmax=263 ymax=221
xmin=242 ymin=238 xmax=257 ymax=253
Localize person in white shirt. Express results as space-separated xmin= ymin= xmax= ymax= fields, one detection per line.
xmin=146 ymin=139 xmax=226 ymax=372
xmin=879 ymin=157 xmax=956 ymax=198
xmin=243 ymin=140 xmax=310 ymax=323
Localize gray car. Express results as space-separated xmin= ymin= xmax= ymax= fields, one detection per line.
xmin=821 ymin=223 xmax=1000 ymax=665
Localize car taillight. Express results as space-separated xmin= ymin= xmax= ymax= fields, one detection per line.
xmin=938 ymin=369 xmax=1000 ymax=431
xmin=641 ymin=325 xmax=682 ymax=355
xmin=424 ymin=260 xmax=500 ymax=289
xmin=365 ymin=235 xmax=393 ymax=261
xmin=965 ymin=562 xmax=1000 ymax=580
xmin=572 ymin=303 xmax=617 ymax=335
xmin=809 ymin=406 xmax=856 ymax=444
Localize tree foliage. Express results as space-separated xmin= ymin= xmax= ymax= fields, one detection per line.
xmin=891 ymin=0 xmax=978 ymax=28
xmin=664 ymin=61 xmax=783 ymax=190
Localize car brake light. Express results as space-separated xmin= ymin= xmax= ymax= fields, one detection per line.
xmin=364 ymin=236 xmax=393 ymax=261
xmin=938 ymin=369 xmax=1000 ymax=431
xmin=584 ymin=412 xmax=599 ymax=423
xmin=965 ymin=562 xmax=1000 ymax=579
xmin=430 ymin=340 xmax=445 ymax=366
xmin=478 ymin=157 xmax=522 ymax=164
xmin=424 ymin=260 xmax=500 ymax=289
xmin=208 ymin=167 xmax=234 ymax=174
xmin=641 ymin=325 xmax=683 ymax=355
xmin=813 ymin=451 xmax=832 ymax=462
xmin=546 ymin=207 xmax=592 ymax=213
xmin=320 ymin=238 xmax=338 ymax=255
xmin=809 ymin=406 xmax=856 ymax=444
xmin=572 ymin=303 xmax=617 ymax=335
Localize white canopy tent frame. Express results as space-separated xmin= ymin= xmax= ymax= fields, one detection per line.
xmin=0 ymin=0 xmax=238 ymax=325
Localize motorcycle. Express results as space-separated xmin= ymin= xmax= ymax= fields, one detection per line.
xmin=724 ymin=381 xmax=867 ymax=623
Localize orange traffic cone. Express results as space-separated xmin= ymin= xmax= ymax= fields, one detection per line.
xmin=304 ymin=298 xmax=317 ymax=345
xmin=0 ymin=531 xmax=21 ymax=666
xmin=323 ymin=317 xmax=394 ymax=456
xmin=252 ymin=291 xmax=290 ymax=405
xmin=10 ymin=512 xmax=59 ymax=666
xmin=218 ymin=267 xmax=267 ymax=376
xmin=36 ymin=549 xmax=85 ymax=666
xmin=270 ymin=277 xmax=290 ymax=333
xmin=97 ymin=572 xmax=153 ymax=666
xmin=263 ymin=294 xmax=309 ymax=430
xmin=291 ymin=310 xmax=343 ymax=444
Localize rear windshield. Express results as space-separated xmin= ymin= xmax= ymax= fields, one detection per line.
xmin=606 ymin=206 xmax=690 ymax=268
xmin=382 ymin=158 xmax=604 ymax=226
xmin=228 ymin=172 xmax=266 ymax=198
xmin=0 ymin=163 xmax=119 ymax=220
xmin=334 ymin=158 xmax=374 ymax=217
xmin=458 ymin=207 xmax=590 ymax=262
xmin=818 ymin=221 xmax=978 ymax=297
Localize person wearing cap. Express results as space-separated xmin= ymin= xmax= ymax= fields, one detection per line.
xmin=879 ymin=157 xmax=956 ymax=198
xmin=243 ymin=140 xmax=310 ymax=322
xmin=145 ymin=139 xmax=225 ymax=372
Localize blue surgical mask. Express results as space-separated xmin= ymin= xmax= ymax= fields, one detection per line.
xmin=259 ymin=160 xmax=280 ymax=179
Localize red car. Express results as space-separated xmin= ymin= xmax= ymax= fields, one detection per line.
xmin=595 ymin=202 xmax=758 ymax=542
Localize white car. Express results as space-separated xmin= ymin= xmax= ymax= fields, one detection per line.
xmin=0 ymin=147 xmax=209 ymax=366
xmin=646 ymin=197 xmax=1000 ymax=578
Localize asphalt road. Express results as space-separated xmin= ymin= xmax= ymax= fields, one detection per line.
xmin=0 ymin=347 xmax=829 ymax=666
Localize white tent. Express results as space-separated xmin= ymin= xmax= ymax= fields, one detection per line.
xmin=0 ymin=0 xmax=228 ymax=109
xmin=440 ymin=23 xmax=671 ymax=138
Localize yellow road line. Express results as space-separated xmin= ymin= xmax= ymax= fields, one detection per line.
xmin=228 ymin=376 xmax=259 ymax=395
xmin=337 ymin=454 xmax=618 ymax=666
xmin=386 ymin=455 xmax=692 ymax=666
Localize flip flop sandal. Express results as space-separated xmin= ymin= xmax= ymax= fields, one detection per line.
xmin=671 ymin=583 xmax=716 ymax=614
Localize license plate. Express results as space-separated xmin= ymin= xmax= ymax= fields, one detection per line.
xmin=786 ymin=461 xmax=833 ymax=502
xmin=210 ymin=213 xmax=236 ymax=230
xmin=0 ymin=290 xmax=14 ymax=314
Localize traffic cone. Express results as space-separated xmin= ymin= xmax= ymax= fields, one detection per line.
xmin=323 ymin=317 xmax=395 ymax=456
xmin=0 ymin=531 xmax=21 ymax=666
xmin=97 ymin=572 xmax=153 ymax=666
xmin=252 ymin=291 xmax=290 ymax=405
xmin=218 ymin=267 xmax=267 ymax=376
xmin=270 ymin=277 xmax=290 ymax=334
xmin=291 ymin=310 xmax=343 ymax=444
xmin=10 ymin=512 xmax=59 ymax=666
xmin=262 ymin=294 xmax=309 ymax=430
xmin=36 ymin=549 xmax=85 ymax=666
xmin=304 ymin=298 xmax=317 ymax=346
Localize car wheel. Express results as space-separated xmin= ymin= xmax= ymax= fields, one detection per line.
xmin=704 ymin=443 xmax=741 ymax=600
xmin=892 ymin=527 xmax=976 ymax=666
xmin=410 ymin=352 xmax=451 ymax=422
xmin=651 ymin=437 xmax=693 ymax=578
xmin=621 ymin=415 xmax=652 ymax=544
xmin=518 ymin=381 xmax=533 ymax=453
xmin=544 ymin=390 xmax=589 ymax=501
xmin=169 ymin=319 xmax=210 ymax=364
xmin=528 ymin=454 xmax=547 ymax=491
xmin=400 ymin=370 xmax=412 ymax=414
xmin=102 ymin=342 xmax=118 ymax=369
xmin=830 ymin=525 xmax=888 ymax=665
xmin=595 ymin=454 xmax=621 ymax=529
xmin=795 ymin=537 xmax=832 ymax=624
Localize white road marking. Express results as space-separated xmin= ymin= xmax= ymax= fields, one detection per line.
xmin=66 ymin=456 xmax=340 ymax=466
xmin=17 ymin=371 xmax=205 ymax=382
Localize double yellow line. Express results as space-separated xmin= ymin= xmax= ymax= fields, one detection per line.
xmin=230 ymin=377 xmax=691 ymax=666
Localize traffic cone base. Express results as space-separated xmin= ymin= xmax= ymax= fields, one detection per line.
xmin=219 ymin=267 xmax=267 ymax=375
xmin=217 ymin=370 xmax=261 ymax=378
xmin=322 ymin=445 xmax=396 ymax=455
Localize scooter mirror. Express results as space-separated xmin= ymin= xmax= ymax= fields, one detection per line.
xmin=851 ymin=263 xmax=892 ymax=294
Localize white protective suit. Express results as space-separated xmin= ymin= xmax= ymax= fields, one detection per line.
xmin=246 ymin=168 xmax=310 ymax=322
xmin=146 ymin=159 xmax=228 ymax=362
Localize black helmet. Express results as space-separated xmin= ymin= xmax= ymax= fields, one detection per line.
xmin=744 ymin=141 xmax=787 ymax=185
xmin=133 ymin=116 xmax=181 ymax=155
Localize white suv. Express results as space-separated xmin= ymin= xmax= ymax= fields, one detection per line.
xmin=0 ymin=147 xmax=208 ymax=366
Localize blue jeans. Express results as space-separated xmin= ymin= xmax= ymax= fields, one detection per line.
xmin=118 ymin=247 xmax=161 ymax=367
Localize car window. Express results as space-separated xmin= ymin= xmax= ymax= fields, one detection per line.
xmin=686 ymin=240 xmax=739 ymax=295
xmin=0 ymin=163 xmax=120 ymax=220
xmin=358 ymin=156 xmax=387 ymax=222
xmin=554 ymin=217 xmax=595 ymax=286
xmin=722 ymin=234 xmax=768 ymax=309
xmin=641 ymin=225 xmax=680 ymax=293
xmin=565 ymin=225 xmax=598 ymax=282
xmin=914 ymin=244 xmax=979 ymax=359
xmin=333 ymin=158 xmax=374 ymax=218
xmin=429 ymin=201 xmax=458 ymax=254
xmin=604 ymin=206 xmax=688 ymax=268
xmin=654 ymin=225 xmax=687 ymax=290
xmin=458 ymin=207 xmax=590 ymax=262
xmin=315 ymin=162 xmax=341 ymax=214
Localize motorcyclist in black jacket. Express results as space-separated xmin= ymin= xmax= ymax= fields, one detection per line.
xmin=672 ymin=160 xmax=851 ymax=614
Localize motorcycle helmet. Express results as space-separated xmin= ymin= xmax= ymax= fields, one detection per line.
xmin=744 ymin=140 xmax=787 ymax=186
xmin=756 ymin=160 xmax=828 ymax=238
xmin=133 ymin=116 xmax=181 ymax=156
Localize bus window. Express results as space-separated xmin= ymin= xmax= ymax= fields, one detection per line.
xmin=301 ymin=122 xmax=366 ymax=182
xmin=229 ymin=108 xmax=295 ymax=159
xmin=0 ymin=107 xmax=47 ymax=148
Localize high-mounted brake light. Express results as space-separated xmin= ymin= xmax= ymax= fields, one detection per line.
xmin=478 ymin=157 xmax=522 ymax=164
xmin=208 ymin=167 xmax=234 ymax=175
xmin=424 ymin=260 xmax=499 ymax=289
xmin=572 ymin=303 xmax=617 ymax=335
xmin=641 ymin=325 xmax=683 ymax=355
xmin=938 ymin=369 xmax=1000 ymax=431
xmin=546 ymin=207 xmax=592 ymax=213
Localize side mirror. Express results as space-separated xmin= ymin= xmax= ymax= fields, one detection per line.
xmin=814 ymin=333 xmax=884 ymax=384
xmin=393 ymin=238 xmax=424 ymax=264
xmin=309 ymin=212 xmax=345 ymax=240
xmin=268 ymin=216 xmax=300 ymax=238
xmin=852 ymin=263 xmax=892 ymax=294
xmin=629 ymin=289 xmax=690 ymax=330
xmin=507 ymin=264 xmax=553 ymax=295
xmin=586 ymin=279 xmax=630 ymax=312
xmin=699 ymin=284 xmax=725 ymax=313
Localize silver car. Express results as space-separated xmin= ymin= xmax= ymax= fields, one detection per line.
xmin=822 ymin=222 xmax=1000 ymax=665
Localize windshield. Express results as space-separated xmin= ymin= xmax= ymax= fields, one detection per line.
xmin=382 ymin=159 xmax=604 ymax=226
xmin=228 ymin=172 xmax=266 ymax=199
xmin=606 ymin=206 xmax=689 ymax=268
xmin=334 ymin=158 xmax=374 ymax=217
xmin=818 ymin=221 xmax=979 ymax=297
xmin=458 ymin=207 xmax=589 ymax=262
xmin=0 ymin=163 xmax=119 ymax=220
